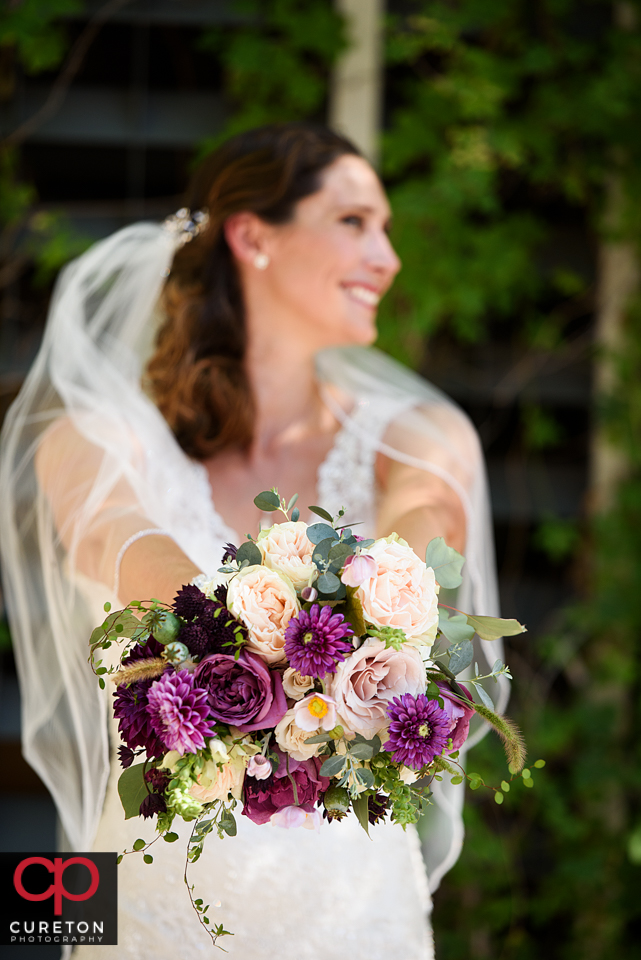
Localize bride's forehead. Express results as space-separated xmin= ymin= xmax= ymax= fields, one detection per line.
xmin=304 ymin=155 xmax=389 ymax=215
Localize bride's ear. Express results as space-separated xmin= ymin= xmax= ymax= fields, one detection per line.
xmin=224 ymin=212 xmax=271 ymax=268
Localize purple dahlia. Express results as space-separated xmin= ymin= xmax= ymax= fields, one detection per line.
xmin=172 ymin=583 xmax=244 ymax=659
xmin=113 ymin=641 xmax=167 ymax=760
xmin=384 ymin=693 xmax=451 ymax=769
xmin=284 ymin=604 xmax=353 ymax=679
xmin=147 ymin=669 xmax=215 ymax=755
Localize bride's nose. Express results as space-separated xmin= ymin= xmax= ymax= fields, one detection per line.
xmin=363 ymin=228 xmax=402 ymax=277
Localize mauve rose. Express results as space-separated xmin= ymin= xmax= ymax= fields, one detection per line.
xmin=194 ymin=650 xmax=287 ymax=733
xmin=436 ymin=682 xmax=475 ymax=751
xmin=242 ymin=746 xmax=329 ymax=825
xmin=329 ymin=638 xmax=426 ymax=738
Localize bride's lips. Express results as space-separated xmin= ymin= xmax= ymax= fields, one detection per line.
xmin=341 ymin=282 xmax=381 ymax=309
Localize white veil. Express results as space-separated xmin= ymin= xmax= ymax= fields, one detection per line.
xmin=0 ymin=220 xmax=507 ymax=890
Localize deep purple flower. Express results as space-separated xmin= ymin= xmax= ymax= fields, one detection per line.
xmin=140 ymin=793 xmax=167 ymax=819
xmin=194 ymin=651 xmax=287 ymax=732
xmin=113 ymin=680 xmax=166 ymax=760
xmin=242 ymin=747 xmax=329 ymax=825
xmin=222 ymin=543 xmax=237 ymax=564
xmin=144 ymin=767 xmax=171 ymax=792
xmin=284 ymin=604 xmax=353 ymax=678
xmin=384 ymin=693 xmax=451 ymax=769
xmin=172 ymin=584 xmax=244 ymax=659
xmin=367 ymin=791 xmax=390 ymax=825
xmin=147 ymin=670 xmax=215 ymax=755
xmin=118 ymin=745 xmax=137 ymax=769
xmin=436 ymin=682 xmax=475 ymax=751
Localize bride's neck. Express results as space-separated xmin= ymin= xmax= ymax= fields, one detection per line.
xmin=245 ymin=332 xmax=332 ymax=459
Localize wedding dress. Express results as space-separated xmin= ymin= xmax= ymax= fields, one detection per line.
xmin=0 ymin=221 xmax=507 ymax=959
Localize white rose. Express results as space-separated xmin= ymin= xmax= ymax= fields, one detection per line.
xmin=227 ymin=565 xmax=299 ymax=664
xmin=274 ymin=709 xmax=321 ymax=762
xmin=282 ymin=667 xmax=315 ymax=700
xmin=257 ymin=521 xmax=316 ymax=592
xmin=356 ymin=536 xmax=439 ymax=648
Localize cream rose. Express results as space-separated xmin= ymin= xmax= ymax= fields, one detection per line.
xmin=329 ymin=638 xmax=426 ymax=738
xmin=356 ymin=536 xmax=439 ymax=647
xmin=227 ymin=565 xmax=299 ymax=664
xmin=282 ymin=667 xmax=315 ymax=700
xmin=257 ymin=521 xmax=316 ymax=592
xmin=274 ymin=709 xmax=321 ymax=762
xmin=187 ymin=738 xmax=258 ymax=803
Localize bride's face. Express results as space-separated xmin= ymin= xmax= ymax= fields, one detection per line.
xmin=228 ymin=154 xmax=401 ymax=348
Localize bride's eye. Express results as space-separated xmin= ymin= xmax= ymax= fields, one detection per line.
xmin=341 ymin=214 xmax=364 ymax=228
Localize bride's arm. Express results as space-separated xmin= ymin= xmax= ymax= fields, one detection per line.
xmin=35 ymin=418 xmax=201 ymax=607
xmin=375 ymin=455 xmax=466 ymax=557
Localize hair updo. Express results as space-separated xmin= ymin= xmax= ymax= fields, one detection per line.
xmin=146 ymin=122 xmax=361 ymax=460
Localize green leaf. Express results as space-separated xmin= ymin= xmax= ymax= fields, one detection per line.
xmin=521 ymin=768 xmax=532 ymax=780
xmin=254 ymin=490 xmax=280 ymax=511
xmin=501 ymin=780 xmax=511 ymax=792
xmin=494 ymin=791 xmax=504 ymax=805
xmin=163 ymin=832 xmax=179 ymax=842
xmin=291 ymin=507 xmax=300 ymax=522
xmin=352 ymin=795 xmax=370 ymax=837
xmin=143 ymin=854 xmax=153 ymax=864
xmin=349 ymin=742 xmax=374 ymax=760
xmin=447 ymin=639 xmax=474 ymax=675
xmin=439 ymin=609 xmax=475 ymax=643
xmin=304 ymin=732 xmax=333 ymax=744
xmin=118 ymin=764 xmax=149 ymax=820
xmin=450 ymin=775 xmax=464 ymax=785
xmin=220 ymin=811 xmax=237 ymax=837
xmin=133 ymin=838 xmax=146 ymax=851
xmin=307 ymin=522 xmax=339 ymax=544
xmin=425 ymin=537 xmax=465 ymax=588
xmin=236 ymin=541 xmax=262 ymax=567
xmin=103 ymin=601 xmax=111 ymax=612
xmin=355 ymin=768 xmax=375 ymax=789
xmin=319 ymin=754 xmax=347 ymax=777
xmin=287 ymin=493 xmax=299 ymax=511
xmin=465 ymin=614 xmax=526 ymax=641
xmin=534 ymin=759 xmax=546 ymax=768
xmin=317 ymin=571 xmax=341 ymax=594
xmin=340 ymin=589 xmax=366 ymax=637
xmin=308 ymin=505 xmax=334 ymax=522
xmin=474 ymin=683 xmax=495 ymax=710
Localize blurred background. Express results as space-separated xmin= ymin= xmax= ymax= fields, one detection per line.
xmin=1 ymin=1 xmax=640 ymax=957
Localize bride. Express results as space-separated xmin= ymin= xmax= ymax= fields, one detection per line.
xmin=0 ymin=123 xmax=506 ymax=958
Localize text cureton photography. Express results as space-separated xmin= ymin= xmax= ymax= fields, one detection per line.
xmin=0 ymin=852 xmax=118 ymax=946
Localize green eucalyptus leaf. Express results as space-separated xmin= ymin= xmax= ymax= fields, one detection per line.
xmin=308 ymin=505 xmax=334 ymax=522
xmin=253 ymin=491 xmax=280 ymax=511
xmin=287 ymin=493 xmax=299 ymax=511
xmin=307 ymin=522 xmax=340 ymax=544
xmin=118 ymin=763 xmax=148 ymax=820
xmin=236 ymin=541 xmax=262 ymax=567
xmin=439 ymin=609 xmax=475 ymax=643
xmin=317 ymin=571 xmax=342 ymax=594
xmin=425 ymin=537 xmax=465 ymax=588
xmin=448 ymin=639 xmax=474 ymax=675
xmin=291 ymin=507 xmax=300 ymax=522
xmin=474 ymin=683 xmax=495 ymax=710
xmin=349 ymin=741 xmax=374 ymax=760
xmin=465 ymin=614 xmax=526 ymax=641
xmin=319 ymin=754 xmax=347 ymax=777
xmin=304 ymin=732 xmax=333 ymax=744
xmin=355 ymin=767 xmax=375 ymax=789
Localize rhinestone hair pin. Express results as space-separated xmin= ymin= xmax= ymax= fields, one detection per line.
xmin=163 ymin=207 xmax=209 ymax=245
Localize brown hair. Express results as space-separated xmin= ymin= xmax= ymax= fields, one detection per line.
xmin=147 ymin=123 xmax=360 ymax=459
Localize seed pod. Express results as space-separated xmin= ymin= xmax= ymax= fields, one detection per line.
xmin=148 ymin=610 xmax=182 ymax=645
xmin=323 ymin=784 xmax=350 ymax=821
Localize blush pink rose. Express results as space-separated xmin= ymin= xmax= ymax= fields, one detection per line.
xmin=257 ymin=521 xmax=315 ymax=591
xmin=227 ymin=565 xmax=299 ymax=664
xmin=329 ymin=638 xmax=426 ymax=738
xmin=356 ymin=537 xmax=439 ymax=646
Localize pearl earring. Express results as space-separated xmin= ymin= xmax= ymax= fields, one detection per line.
xmin=253 ymin=252 xmax=270 ymax=270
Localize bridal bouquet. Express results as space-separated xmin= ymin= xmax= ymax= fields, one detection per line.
xmin=89 ymin=490 xmax=528 ymax=946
